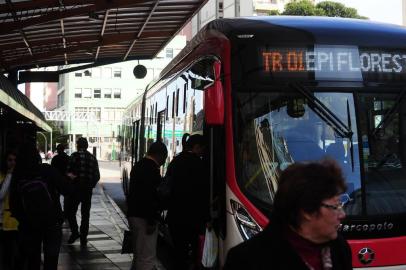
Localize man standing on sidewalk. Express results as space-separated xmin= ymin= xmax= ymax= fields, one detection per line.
xmin=66 ymin=137 xmax=100 ymax=246
xmin=51 ymin=143 xmax=70 ymax=218
xmin=127 ymin=141 xmax=167 ymax=270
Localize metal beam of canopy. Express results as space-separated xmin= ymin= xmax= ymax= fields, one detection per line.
xmin=0 ymin=0 xmax=208 ymax=74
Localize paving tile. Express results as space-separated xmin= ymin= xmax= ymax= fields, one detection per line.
xmin=39 ymin=184 xmax=163 ymax=270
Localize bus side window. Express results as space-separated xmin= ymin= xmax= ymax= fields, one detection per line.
xmin=172 ymin=92 xmax=175 ymax=118
xmin=132 ymin=120 xmax=140 ymax=166
xmin=157 ymin=110 xmax=165 ymax=141
xmin=176 ymin=88 xmax=180 ymax=117
xmin=155 ymin=102 xmax=158 ymax=124
xmin=183 ymin=83 xmax=187 ymax=114
xmin=166 ymin=96 xmax=169 ymax=120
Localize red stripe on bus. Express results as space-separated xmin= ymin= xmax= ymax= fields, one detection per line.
xmin=221 ymin=37 xmax=269 ymax=228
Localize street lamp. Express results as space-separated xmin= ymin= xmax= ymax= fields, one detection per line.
xmin=37 ymin=131 xmax=47 ymax=155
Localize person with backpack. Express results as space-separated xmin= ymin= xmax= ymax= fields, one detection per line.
xmin=0 ymin=150 xmax=20 ymax=270
xmin=9 ymin=142 xmax=71 ymax=270
xmin=65 ymin=137 xmax=100 ymax=246
xmin=165 ymin=134 xmax=210 ymax=270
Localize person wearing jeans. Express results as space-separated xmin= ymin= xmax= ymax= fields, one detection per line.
xmin=65 ymin=137 xmax=100 ymax=246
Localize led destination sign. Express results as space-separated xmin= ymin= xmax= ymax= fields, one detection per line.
xmin=260 ymin=45 xmax=406 ymax=81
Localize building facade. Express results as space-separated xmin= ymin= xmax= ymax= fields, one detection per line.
xmin=253 ymin=0 xmax=291 ymax=15
xmin=186 ymin=0 xmax=254 ymax=39
xmin=24 ymin=67 xmax=58 ymax=112
xmin=403 ymin=0 xmax=406 ymax=26
xmin=184 ymin=0 xmax=310 ymax=40
xmin=56 ymin=36 xmax=186 ymax=160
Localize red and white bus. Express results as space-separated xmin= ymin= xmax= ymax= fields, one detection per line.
xmin=120 ymin=16 xmax=406 ymax=268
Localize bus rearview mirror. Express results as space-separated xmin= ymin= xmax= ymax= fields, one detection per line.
xmin=287 ymin=99 xmax=305 ymax=118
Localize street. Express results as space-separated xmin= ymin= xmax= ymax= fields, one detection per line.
xmin=99 ymin=161 xmax=127 ymax=213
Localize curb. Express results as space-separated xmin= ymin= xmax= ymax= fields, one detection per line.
xmin=97 ymin=183 xmax=129 ymax=228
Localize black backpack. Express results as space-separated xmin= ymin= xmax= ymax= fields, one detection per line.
xmin=19 ymin=175 xmax=57 ymax=228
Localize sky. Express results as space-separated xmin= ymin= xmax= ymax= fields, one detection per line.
xmin=315 ymin=0 xmax=403 ymax=25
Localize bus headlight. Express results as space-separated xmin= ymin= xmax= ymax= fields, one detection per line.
xmin=230 ymin=200 xmax=262 ymax=240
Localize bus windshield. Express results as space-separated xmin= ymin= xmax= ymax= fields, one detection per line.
xmin=234 ymin=87 xmax=406 ymax=217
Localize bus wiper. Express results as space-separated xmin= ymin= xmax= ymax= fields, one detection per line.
xmin=371 ymin=89 xmax=406 ymax=138
xmin=346 ymin=99 xmax=354 ymax=172
xmin=289 ymin=83 xmax=355 ymax=171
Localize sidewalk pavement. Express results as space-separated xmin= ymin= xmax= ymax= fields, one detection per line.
xmin=58 ymin=184 xmax=133 ymax=270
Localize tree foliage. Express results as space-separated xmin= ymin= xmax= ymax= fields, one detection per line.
xmin=268 ymin=9 xmax=281 ymax=16
xmin=315 ymin=1 xmax=367 ymax=19
xmin=281 ymin=0 xmax=367 ymax=19
xmin=283 ymin=0 xmax=325 ymax=16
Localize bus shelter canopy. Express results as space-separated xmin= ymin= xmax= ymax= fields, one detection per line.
xmin=0 ymin=73 xmax=51 ymax=131
xmin=0 ymin=0 xmax=207 ymax=73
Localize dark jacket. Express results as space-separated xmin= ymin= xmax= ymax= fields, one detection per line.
xmin=166 ymin=151 xmax=209 ymax=230
xmin=51 ymin=152 xmax=69 ymax=175
xmin=9 ymin=163 xmax=72 ymax=227
xmin=67 ymin=150 xmax=100 ymax=190
xmin=223 ymin=222 xmax=353 ymax=270
xmin=127 ymin=157 xmax=162 ymax=222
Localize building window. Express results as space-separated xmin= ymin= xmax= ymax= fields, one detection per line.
xmin=75 ymin=107 xmax=87 ymax=113
xmin=113 ymin=68 xmax=122 ymax=78
xmin=74 ymin=72 xmax=82 ymax=77
xmin=83 ymin=88 xmax=92 ymax=98
xmin=103 ymin=67 xmax=112 ymax=78
xmin=115 ymin=110 xmax=123 ymax=121
xmin=108 ymin=110 xmax=115 ymax=121
xmin=92 ymin=68 xmax=101 ymax=78
xmin=57 ymin=92 xmax=65 ymax=107
xmin=113 ymin=88 xmax=121 ymax=99
xmin=94 ymin=88 xmax=101 ymax=98
xmin=103 ymin=108 xmax=122 ymax=121
xmin=89 ymin=107 xmax=101 ymax=121
xmin=74 ymin=88 xmax=82 ymax=98
xmin=104 ymin=88 xmax=112 ymax=98
xmin=166 ymin=48 xmax=173 ymax=58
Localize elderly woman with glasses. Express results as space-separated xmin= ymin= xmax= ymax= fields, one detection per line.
xmin=224 ymin=159 xmax=352 ymax=270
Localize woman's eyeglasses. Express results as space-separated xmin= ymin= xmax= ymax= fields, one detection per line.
xmin=321 ymin=202 xmax=345 ymax=211
xmin=321 ymin=194 xmax=352 ymax=212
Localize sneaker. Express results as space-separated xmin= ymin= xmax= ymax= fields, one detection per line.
xmin=67 ymin=233 xmax=80 ymax=244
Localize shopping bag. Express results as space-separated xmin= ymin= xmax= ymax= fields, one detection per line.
xmin=201 ymin=228 xmax=218 ymax=268
xmin=121 ymin=230 xmax=133 ymax=254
